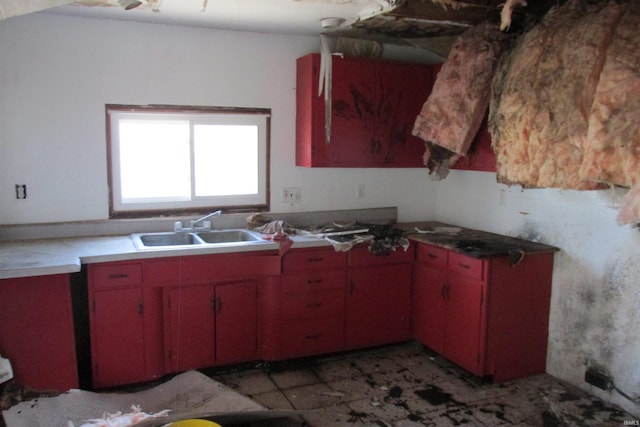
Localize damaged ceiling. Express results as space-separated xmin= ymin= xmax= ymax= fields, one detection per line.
xmin=333 ymin=0 xmax=561 ymax=56
xmin=1 ymin=0 xmax=561 ymax=56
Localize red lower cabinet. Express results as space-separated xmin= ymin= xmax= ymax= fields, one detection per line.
xmin=0 ymin=274 xmax=78 ymax=391
xmin=276 ymin=245 xmax=415 ymax=359
xmin=345 ymin=246 xmax=414 ymax=349
xmin=279 ymin=248 xmax=347 ymax=359
xmin=88 ymin=252 xmax=277 ymax=388
xmin=413 ymin=242 xmax=554 ymax=382
xmin=84 ymin=236 xmax=552 ymax=389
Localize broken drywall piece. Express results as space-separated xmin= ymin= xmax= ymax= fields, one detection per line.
xmin=2 ymin=371 xmax=263 ymax=427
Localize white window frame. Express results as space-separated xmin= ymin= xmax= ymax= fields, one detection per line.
xmin=107 ymin=105 xmax=270 ymax=218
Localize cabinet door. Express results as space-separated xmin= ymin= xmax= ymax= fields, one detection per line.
xmin=376 ymin=61 xmax=432 ymax=167
xmin=92 ymin=288 xmax=146 ymax=387
xmin=327 ymin=56 xmax=378 ymax=166
xmin=0 ymin=274 xmax=78 ymax=391
xmin=444 ymin=274 xmax=486 ymax=375
xmin=215 ymin=281 xmax=258 ymax=365
xmin=346 ymin=264 xmax=412 ymax=349
xmin=412 ymin=264 xmax=447 ymax=354
xmin=166 ymin=285 xmax=215 ymax=372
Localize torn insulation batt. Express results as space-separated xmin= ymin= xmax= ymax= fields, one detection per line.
xmin=412 ymin=22 xmax=509 ymax=173
xmin=489 ymin=0 xmax=640 ymax=224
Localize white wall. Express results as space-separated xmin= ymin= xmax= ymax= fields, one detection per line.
xmin=429 ymin=171 xmax=640 ymax=417
xmin=1 ymin=12 xmax=639 ymax=417
xmin=0 ymin=12 xmax=436 ymax=225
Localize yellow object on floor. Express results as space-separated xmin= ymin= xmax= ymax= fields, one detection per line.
xmin=168 ymin=420 xmax=221 ymax=427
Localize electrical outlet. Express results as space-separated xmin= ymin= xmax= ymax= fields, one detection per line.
xmin=585 ymin=367 xmax=612 ymax=390
xmin=282 ymin=187 xmax=302 ymax=204
xmin=15 ymin=184 xmax=27 ymax=200
xmin=356 ymin=184 xmax=365 ymax=200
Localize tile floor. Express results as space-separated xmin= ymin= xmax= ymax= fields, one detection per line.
xmin=209 ymin=342 xmax=635 ymax=427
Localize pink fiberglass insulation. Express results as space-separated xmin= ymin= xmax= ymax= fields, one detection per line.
xmin=582 ymin=1 xmax=640 ymax=188
xmin=490 ymin=0 xmax=622 ymax=190
xmin=580 ymin=2 xmax=640 ymax=224
xmin=413 ymin=22 xmax=509 ymax=169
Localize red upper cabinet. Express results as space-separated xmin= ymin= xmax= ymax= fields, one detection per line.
xmin=452 ymin=118 xmax=496 ymax=172
xmin=296 ymin=54 xmax=432 ymax=167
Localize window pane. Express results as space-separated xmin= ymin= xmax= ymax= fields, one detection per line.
xmin=108 ymin=105 xmax=269 ymax=217
xmin=193 ymin=124 xmax=259 ymax=197
xmin=119 ymin=120 xmax=191 ymax=202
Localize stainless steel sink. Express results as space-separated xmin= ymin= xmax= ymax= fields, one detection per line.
xmin=197 ymin=230 xmax=260 ymax=243
xmin=131 ymin=229 xmax=267 ymax=250
xmin=138 ymin=232 xmax=202 ymax=247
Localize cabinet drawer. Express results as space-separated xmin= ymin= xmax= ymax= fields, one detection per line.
xmin=281 ymin=317 xmax=344 ymax=357
xmin=281 ymin=292 xmax=344 ymax=320
xmin=282 ymin=270 xmax=345 ymax=295
xmin=282 ymin=249 xmax=346 ymax=272
xmin=91 ymin=263 xmax=142 ymax=289
xmin=448 ymin=252 xmax=484 ymax=280
xmin=349 ymin=245 xmax=414 ymax=267
xmin=416 ymin=244 xmax=448 ymax=268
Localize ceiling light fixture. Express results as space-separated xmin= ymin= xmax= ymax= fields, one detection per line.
xmin=147 ymin=0 xmax=162 ymax=12
xmin=320 ymin=17 xmax=345 ymax=30
xmin=118 ymin=0 xmax=143 ymax=10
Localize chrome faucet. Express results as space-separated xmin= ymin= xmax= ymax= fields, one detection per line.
xmin=174 ymin=210 xmax=222 ymax=232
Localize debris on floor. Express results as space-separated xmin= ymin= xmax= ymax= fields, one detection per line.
xmin=211 ymin=342 xmax=635 ymax=426
xmin=1 ymin=343 xmax=636 ymax=426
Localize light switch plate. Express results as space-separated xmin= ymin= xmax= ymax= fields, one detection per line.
xmin=282 ymin=187 xmax=302 ymax=203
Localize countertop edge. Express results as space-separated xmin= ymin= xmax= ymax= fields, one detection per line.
xmin=0 ymin=221 xmax=560 ymax=280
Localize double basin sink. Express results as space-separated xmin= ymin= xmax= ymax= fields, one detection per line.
xmin=131 ymin=229 xmax=270 ymax=251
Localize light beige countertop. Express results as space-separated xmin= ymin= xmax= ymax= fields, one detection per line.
xmin=0 ymin=234 xmax=332 ymax=280
xmin=0 ymin=217 xmax=559 ymax=280
xmin=0 ymin=207 xmax=400 ymax=280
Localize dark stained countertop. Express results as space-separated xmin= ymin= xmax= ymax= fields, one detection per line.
xmin=397 ymin=221 xmax=560 ymax=259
